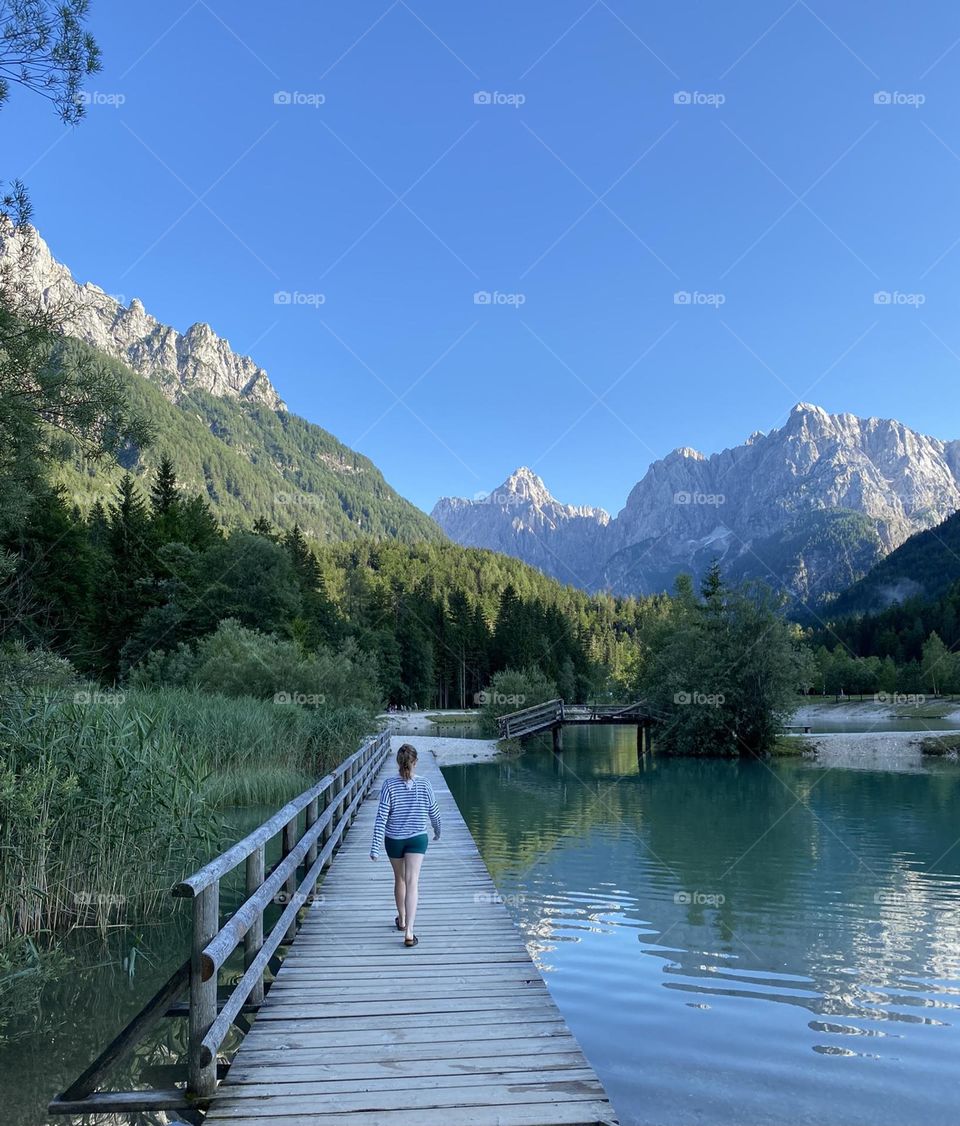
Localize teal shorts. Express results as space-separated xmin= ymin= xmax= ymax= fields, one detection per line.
xmin=384 ymin=833 xmax=428 ymax=859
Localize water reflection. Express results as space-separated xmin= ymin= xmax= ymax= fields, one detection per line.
xmin=445 ymin=728 xmax=960 ymax=1126
xmin=2 ymin=806 xmax=284 ymax=1126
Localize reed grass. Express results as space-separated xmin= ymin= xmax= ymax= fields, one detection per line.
xmin=0 ymin=684 xmax=375 ymax=944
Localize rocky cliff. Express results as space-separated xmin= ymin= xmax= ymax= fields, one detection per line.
xmin=432 ymin=405 xmax=960 ymax=600
xmin=431 ymin=467 xmax=610 ymax=588
xmin=0 ymin=224 xmax=284 ymax=409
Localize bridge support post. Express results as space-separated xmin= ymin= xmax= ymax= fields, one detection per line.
xmin=244 ymin=845 xmax=265 ymax=1006
xmin=281 ymin=817 xmax=298 ymax=942
xmin=187 ymin=882 xmax=219 ymax=1099
xmin=552 ymin=724 xmax=563 ymax=752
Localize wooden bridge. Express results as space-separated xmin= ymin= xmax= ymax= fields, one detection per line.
xmin=497 ymin=698 xmax=657 ymax=751
xmin=50 ymin=730 xmax=619 ymax=1125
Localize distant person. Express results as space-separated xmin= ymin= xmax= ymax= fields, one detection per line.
xmin=370 ymin=744 xmax=441 ymax=946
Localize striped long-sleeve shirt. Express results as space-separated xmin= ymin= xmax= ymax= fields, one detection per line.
xmin=370 ymin=774 xmax=441 ymax=858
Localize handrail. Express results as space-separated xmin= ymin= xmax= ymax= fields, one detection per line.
xmin=497 ymin=699 xmax=658 ymax=739
xmin=173 ymin=734 xmax=377 ymax=897
xmin=182 ymin=728 xmax=391 ymax=1098
xmin=496 ymin=697 xmax=563 ymax=725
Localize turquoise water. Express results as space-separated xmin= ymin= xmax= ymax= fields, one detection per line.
xmin=444 ymin=728 xmax=960 ymax=1126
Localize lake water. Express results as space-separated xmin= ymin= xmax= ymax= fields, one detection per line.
xmin=2 ymin=807 xmax=280 ymax=1126
xmin=444 ymin=727 xmax=960 ymax=1126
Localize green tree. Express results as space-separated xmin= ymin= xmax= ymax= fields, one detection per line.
xmin=921 ymin=632 xmax=952 ymax=695
xmin=640 ymin=569 xmax=812 ymax=756
xmin=150 ymin=454 xmax=179 ymax=517
xmin=0 ymin=0 xmax=101 ymax=122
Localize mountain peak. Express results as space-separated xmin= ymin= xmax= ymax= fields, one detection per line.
xmin=499 ymin=466 xmax=554 ymax=505
xmin=0 ymin=224 xmax=285 ymax=411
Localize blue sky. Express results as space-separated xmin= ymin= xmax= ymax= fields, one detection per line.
xmin=6 ymin=1 xmax=960 ymax=515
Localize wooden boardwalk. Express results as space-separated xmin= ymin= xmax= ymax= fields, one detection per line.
xmin=203 ymin=744 xmax=618 ymax=1126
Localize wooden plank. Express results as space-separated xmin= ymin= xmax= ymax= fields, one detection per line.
xmin=204 ymin=1102 xmax=618 ymax=1126
xmin=234 ymin=1039 xmax=583 ymax=1069
xmin=239 ymin=1013 xmax=569 ymax=1040
xmin=208 ymin=1078 xmax=606 ymax=1114
xmin=49 ymin=1089 xmax=192 ymax=1115
xmin=226 ymin=1053 xmax=590 ymax=1082
xmin=219 ymin=1068 xmax=598 ymax=1097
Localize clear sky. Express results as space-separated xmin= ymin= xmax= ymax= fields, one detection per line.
xmin=5 ymin=1 xmax=960 ymax=515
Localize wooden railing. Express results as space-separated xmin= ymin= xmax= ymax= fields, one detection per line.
xmin=496 ymin=698 xmax=564 ymax=739
xmin=496 ymin=699 xmax=658 ymax=740
xmin=176 ymin=728 xmax=390 ymax=1096
xmin=48 ymin=728 xmax=391 ymax=1116
xmin=563 ymin=702 xmax=652 ymax=721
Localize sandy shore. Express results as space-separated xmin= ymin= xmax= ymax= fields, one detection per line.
xmin=792 ymin=699 xmax=960 ymax=723
xmin=379 ymin=710 xmax=475 ymax=736
xmin=792 ymin=730 xmax=930 ymax=771
xmin=387 ymin=732 xmax=502 ymax=767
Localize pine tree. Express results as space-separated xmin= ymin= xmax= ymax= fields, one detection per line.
xmin=150 ymin=455 xmax=180 ymax=517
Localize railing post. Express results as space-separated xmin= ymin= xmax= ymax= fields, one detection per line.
xmin=244 ymin=845 xmax=265 ymax=1006
xmin=346 ymin=760 xmax=358 ymax=827
xmin=319 ymin=786 xmax=332 ymax=866
xmin=188 ymin=881 xmax=219 ymax=1098
xmin=282 ymin=816 xmax=298 ymax=942
xmin=326 ymin=773 xmax=344 ymax=867
xmin=305 ymin=796 xmax=319 ymax=867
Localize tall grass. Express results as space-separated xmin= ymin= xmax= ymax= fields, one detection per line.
xmin=0 ymin=685 xmax=375 ymax=944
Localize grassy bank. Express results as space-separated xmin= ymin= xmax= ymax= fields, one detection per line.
xmin=918 ymin=733 xmax=960 ymax=756
xmin=772 ymin=735 xmax=817 ymax=756
xmin=0 ymin=684 xmax=374 ymax=945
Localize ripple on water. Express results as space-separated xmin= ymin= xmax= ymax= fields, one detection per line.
xmin=444 ymin=738 xmax=960 ymax=1126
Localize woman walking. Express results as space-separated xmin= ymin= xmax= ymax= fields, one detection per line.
xmin=370 ymin=744 xmax=441 ymax=947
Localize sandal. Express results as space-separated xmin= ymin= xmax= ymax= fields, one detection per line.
xmin=394 ymin=915 xmax=404 ymax=931
xmin=404 ymin=935 xmax=418 ymax=947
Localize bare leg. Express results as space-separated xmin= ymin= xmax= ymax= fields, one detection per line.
xmin=389 ymin=857 xmax=405 ymax=928
xmin=403 ymin=851 xmax=425 ymax=940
